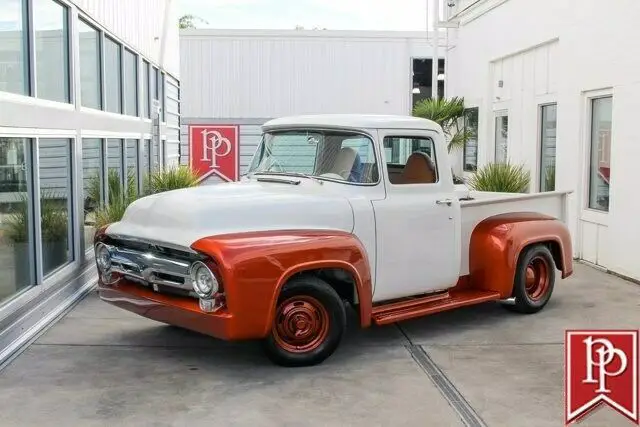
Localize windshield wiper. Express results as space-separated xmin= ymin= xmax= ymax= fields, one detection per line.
xmin=252 ymin=171 xmax=324 ymax=184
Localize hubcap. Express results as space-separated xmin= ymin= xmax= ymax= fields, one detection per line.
xmin=273 ymin=296 xmax=329 ymax=353
xmin=525 ymin=256 xmax=550 ymax=301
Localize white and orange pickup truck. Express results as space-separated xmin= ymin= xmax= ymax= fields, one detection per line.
xmin=94 ymin=114 xmax=573 ymax=367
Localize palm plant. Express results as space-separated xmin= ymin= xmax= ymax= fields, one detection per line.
xmin=412 ymin=96 xmax=476 ymax=153
xmin=467 ymin=162 xmax=531 ymax=193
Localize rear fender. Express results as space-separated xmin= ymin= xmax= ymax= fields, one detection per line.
xmin=468 ymin=212 xmax=573 ymax=299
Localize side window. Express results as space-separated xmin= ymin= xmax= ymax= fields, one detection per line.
xmin=383 ymin=137 xmax=438 ymax=185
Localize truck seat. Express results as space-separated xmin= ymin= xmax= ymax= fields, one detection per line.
xmin=399 ymin=152 xmax=437 ymax=184
xmin=327 ymin=146 xmax=358 ymax=180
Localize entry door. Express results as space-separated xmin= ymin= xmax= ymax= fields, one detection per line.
xmin=371 ymin=132 xmax=460 ymax=303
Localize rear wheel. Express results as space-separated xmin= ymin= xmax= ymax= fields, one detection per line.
xmin=262 ymin=276 xmax=346 ymax=367
xmin=504 ymin=244 xmax=556 ymax=314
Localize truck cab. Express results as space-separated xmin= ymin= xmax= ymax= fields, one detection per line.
xmin=94 ymin=114 xmax=573 ymax=367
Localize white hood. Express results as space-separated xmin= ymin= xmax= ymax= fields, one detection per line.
xmin=105 ymin=179 xmax=355 ymax=248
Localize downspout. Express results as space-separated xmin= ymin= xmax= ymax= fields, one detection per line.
xmin=431 ymin=0 xmax=440 ymax=99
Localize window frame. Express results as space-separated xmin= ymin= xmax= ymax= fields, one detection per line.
xmin=585 ymin=93 xmax=613 ymax=214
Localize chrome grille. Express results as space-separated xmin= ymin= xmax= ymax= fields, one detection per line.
xmin=101 ymin=238 xmax=202 ymax=298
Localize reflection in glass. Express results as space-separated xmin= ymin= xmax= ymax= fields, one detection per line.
xmin=589 ymin=97 xmax=613 ymax=211
xmin=463 ymin=107 xmax=478 ymax=172
xmin=34 ymin=0 xmax=70 ymax=103
xmin=38 ymin=138 xmax=72 ymax=276
xmin=107 ymin=139 xmax=124 ymax=202
xmin=0 ymin=138 xmax=33 ymax=304
xmin=78 ymin=19 xmax=101 ymax=109
xmin=126 ymin=139 xmax=139 ymax=196
xmin=82 ymin=138 xmax=103 ymax=250
xmin=124 ymin=49 xmax=138 ymax=116
xmin=142 ymin=61 xmax=150 ymax=118
xmin=540 ymin=104 xmax=557 ymax=192
xmin=0 ymin=0 xmax=29 ymax=95
xmin=104 ymin=37 xmax=122 ymax=113
xmin=495 ymin=114 xmax=509 ymax=163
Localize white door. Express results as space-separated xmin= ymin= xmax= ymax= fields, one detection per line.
xmin=371 ymin=130 xmax=461 ymax=303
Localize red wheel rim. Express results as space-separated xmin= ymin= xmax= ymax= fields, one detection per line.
xmin=273 ymin=295 xmax=330 ymax=353
xmin=525 ymin=256 xmax=550 ymax=301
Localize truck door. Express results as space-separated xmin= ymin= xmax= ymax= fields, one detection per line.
xmin=371 ymin=129 xmax=461 ymax=302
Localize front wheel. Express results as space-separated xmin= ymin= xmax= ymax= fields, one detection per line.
xmin=262 ymin=276 xmax=346 ymax=367
xmin=504 ymin=244 xmax=556 ymax=314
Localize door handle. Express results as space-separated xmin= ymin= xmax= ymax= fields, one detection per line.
xmin=436 ymin=199 xmax=453 ymax=206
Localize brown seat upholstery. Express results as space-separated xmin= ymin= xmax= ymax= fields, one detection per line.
xmin=399 ymin=152 xmax=437 ymax=184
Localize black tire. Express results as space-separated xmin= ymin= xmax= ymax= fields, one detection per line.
xmin=504 ymin=244 xmax=556 ymax=314
xmin=262 ymin=275 xmax=347 ymax=367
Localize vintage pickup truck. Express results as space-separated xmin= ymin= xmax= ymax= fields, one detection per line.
xmin=94 ymin=114 xmax=573 ymax=367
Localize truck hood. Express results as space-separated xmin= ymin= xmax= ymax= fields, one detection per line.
xmin=104 ymin=179 xmax=355 ymax=249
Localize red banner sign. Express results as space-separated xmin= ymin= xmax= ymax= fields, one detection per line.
xmin=188 ymin=125 xmax=240 ymax=182
xmin=565 ymin=330 xmax=639 ymax=425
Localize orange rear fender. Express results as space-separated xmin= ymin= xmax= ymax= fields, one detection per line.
xmin=468 ymin=212 xmax=573 ymax=299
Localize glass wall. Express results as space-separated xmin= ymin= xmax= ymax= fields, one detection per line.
xmin=0 ymin=0 xmax=29 ymax=95
xmin=142 ymin=60 xmax=150 ymax=118
xmin=34 ymin=0 xmax=70 ymax=103
xmin=495 ymin=113 xmax=509 ymax=163
xmin=463 ymin=107 xmax=478 ymax=172
xmin=78 ymin=19 xmax=101 ymax=110
xmin=123 ymin=49 xmax=138 ymax=116
xmin=104 ymin=36 xmax=121 ymax=114
xmin=82 ymin=139 xmax=103 ymax=250
xmin=126 ymin=139 xmax=139 ymax=196
xmin=539 ymin=104 xmax=557 ymax=192
xmin=106 ymin=139 xmax=124 ymax=202
xmin=588 ymin=96 xmax=613 ymax=211
xmin=38 ymin=138 xmax=73 ymax=276
xmin=0 ymin=138 xmax=33 ymax=304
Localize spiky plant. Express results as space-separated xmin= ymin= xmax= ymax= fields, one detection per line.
xmin=544 ymin=165 xmax=556 ymax=192
xmin=467 ymin=162 xmax=531 ymax=193
xmin=144 ymin=165 xmax=200 ymax=194
xmin=412 ymin=96 xmax=476 ymax=153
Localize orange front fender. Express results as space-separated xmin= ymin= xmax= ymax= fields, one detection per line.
xmin=469 ymin=212 xmax=573 ymax=299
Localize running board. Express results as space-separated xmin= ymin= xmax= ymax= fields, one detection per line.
xmin=371 ymin=290 xmax=502 ymax=325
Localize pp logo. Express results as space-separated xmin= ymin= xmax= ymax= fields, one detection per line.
xmin=565 ymin=330 xmax=639 ymax=425
xmin=188 ymin=125 xmax=239 ymax=182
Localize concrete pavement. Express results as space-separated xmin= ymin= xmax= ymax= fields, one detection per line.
xmin=0 ymin=262 xmax=638 ymax=426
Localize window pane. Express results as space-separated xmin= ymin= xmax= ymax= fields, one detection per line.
xmin=495 ymin=114 xmax=508 ymax=163
xmin=463 ymin=107 xmax=478 ymax=172
xmin=126 ymin=139 xmax=139 ymax=196
xmin=589 ymin=96 xmax=612 ymax=211
xmin=540 ymin=104 xmax=557 ymax=192
xmin=107 ymin=139 xmax=123 ymax=201
xmin=142 ymin=139 xmax=150 ymax=175
xmin=82 ymin=138 xmax=103 ymax=250
xmin=39 ymin=138 xmax=72 ymax=276
xmin=160 ymin=72 xmax=165 ymax=121
xmin=0 ymin=137 xmax=33 ymax=304
xmin=124 ymin=49 xmax=138 ymax=116
xmin=0 ymin=0 xmax=29 ymax=95
xmin=78 ymin=19 xmax=101 ymax=109
xmin=104 ymin=37 xmax=121 ymax=113
xmin=152 ymin=139 xmax=160 ymax=170
xmin=34 ymin=0 xmax=70 ymax=103
xmin=142 ymin=61 xmax=150 ymax=118
xmin=382 ymin=137 xmax=438 ymax=184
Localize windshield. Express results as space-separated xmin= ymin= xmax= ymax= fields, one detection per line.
xmin=247 ymin=129 xmax=379 ymax=184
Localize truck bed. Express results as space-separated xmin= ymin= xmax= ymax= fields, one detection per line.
xmin=456 ymin=186 xmax=572 ymax=276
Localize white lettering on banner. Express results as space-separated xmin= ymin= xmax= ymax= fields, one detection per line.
xmin=582 ymin=336 xmax=629 ymax=394
xmin=200 ymin=129 xmax=232 ymax=170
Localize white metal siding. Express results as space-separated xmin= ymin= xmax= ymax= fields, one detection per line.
xmin=180 ymin=30 xmax=438 ymax=119
xmin=164 ymin=74 xmax=181 ymax=166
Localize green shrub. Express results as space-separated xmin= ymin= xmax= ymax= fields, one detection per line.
xmin=144 ymin=165 xmax=200 ymax=194
xmin=467 ymin=162 xmax=531 ymax=193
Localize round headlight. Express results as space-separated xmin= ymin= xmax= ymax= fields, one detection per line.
xmin=95 ymin=243 xmax=112 ymax=272
xmin=190 ymin=261 xmax=218 ymax=298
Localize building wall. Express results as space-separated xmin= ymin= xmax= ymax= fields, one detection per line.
xmin=445 ymin=0 xmax=640 ymax=280
xmin=0 ymin=0 xmax=181 ymax=361
xmin=179 ymin=29 xmax=446 ymax=179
